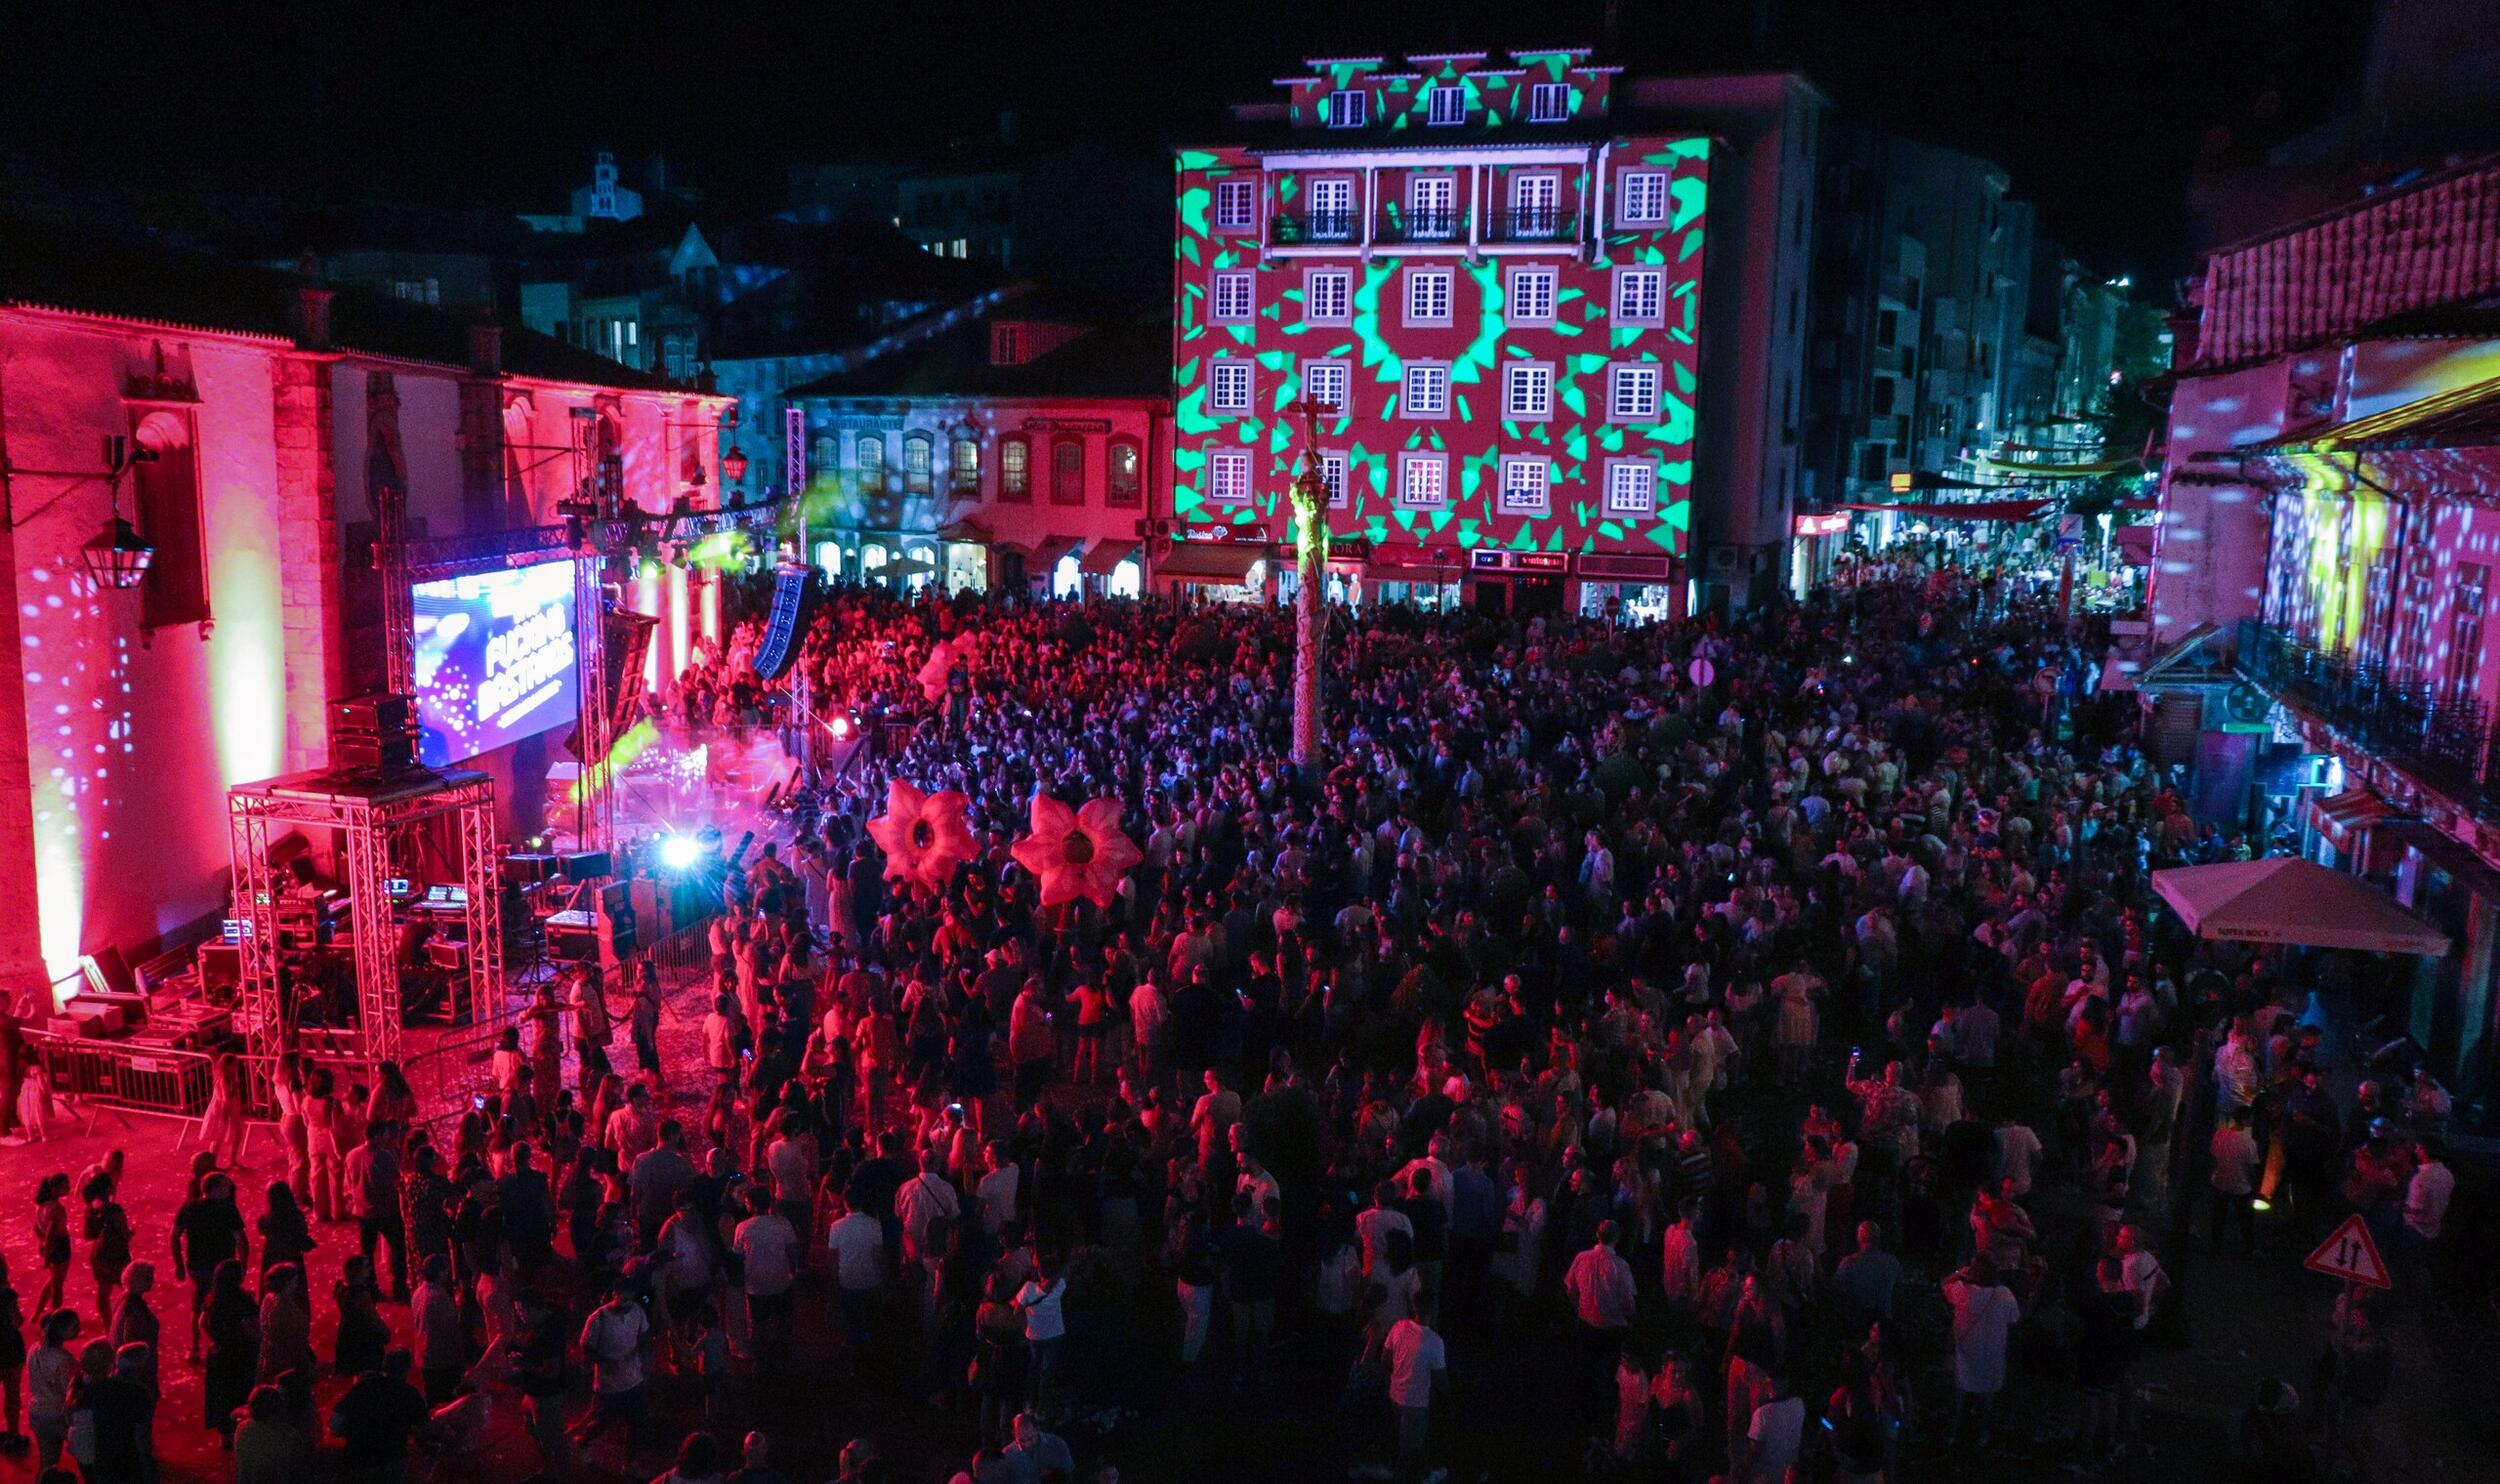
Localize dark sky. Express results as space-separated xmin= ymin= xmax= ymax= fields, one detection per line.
xmin=2 ymin=0 xmax=2376 ymax=284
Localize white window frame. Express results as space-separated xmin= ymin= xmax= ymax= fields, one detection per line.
xmin=1499 ymin=456 xmax=1552 ymax=516
xmin=1307 ymin=176 xmax=1356 ymax=241
xmin=1406 ymin=174 xmax=1458 ymax=239
xmin=1302 ymin=358 xmax=1352 ymax=417
xmin=1210 ymin=357 xmax=1254 ymax=415
xmin=1427 ymin=85 xmax=1466 ymax=126
xmin=1508 ymin=172 xmax=1562 ymax=237
xmin=1405 ymin=267 xmax=1454 ymax=327
xmin=1503 ymin=361 xmax=1554 ymax=422
xmin=1304 ymin=267 xmax=1353 ymax=325
xmin=1214 ymin=178 xmax=1258 ymax=231
xmin=1211 ymin=270 xmax=1256 ymax=322
xmin=1526 ymin=82 xmax=1571 ymax=123
xmin=1506 ymin=265 xmax=1557 ymax=325
xmin=1401 ymin=361 xmax=1451 ymax=420
xmin=1613 ymin=268 xmax=1666 ymax=327
xmin=1319 ymin=450 xmax=1350 ymax=509
xmin=1617 ymin=170 xmax=1670 ymax=226
xmin=1604 ymin=459 xmax=1658 ymax=517
xmin=1208 ymin=450 xmax=1253 ymax=503
xmin=1609 ymin=363 xmax=1662 ymax=421
xmin=1327 ymin=89 xmax=1368 ymax=129
xmin=1397 ymin=451 xmax=1449 ymax=508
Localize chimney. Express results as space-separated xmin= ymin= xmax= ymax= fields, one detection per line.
xmin=467 ymin=322 xmax=504 ymax=377
xmin=293 ymin=286 xmax=335 ymax=350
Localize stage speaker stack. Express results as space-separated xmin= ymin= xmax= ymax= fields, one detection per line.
xmin=751 ymin=562 xmax=818 ymax=682
xmin=330 ymin=692 xmax=422 ymax=777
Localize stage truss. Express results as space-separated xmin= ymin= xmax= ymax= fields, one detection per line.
xmin=227 ymin=767 xmax=506 ymax=1065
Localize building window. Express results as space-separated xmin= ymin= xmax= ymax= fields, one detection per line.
xmin=1214 ymin=178 xmax=1257 ymax=230
xmin=952 ymin=437 xmax=981 ymax=486
xmin=1605 ymin=460 xmax=1657 ymax=516
xmin=1614 ymin=268 xmax=1665 ymax=325
xmin=1507 ymin=266 xmax=1557 ymax=324
xmin=992 ymin=323 xmax=1025 ymax=363
xmin=1307 ymin=177 xmax=1355 ymax=241
xmin=1107 ymin=437 xmax=1142 ymax=507
xmin=1209 ymin=450 xmax=1252 ymax=502
xmin=1618 ymin=171 xmax=1670 ymax=225
xmin=1326 ymin=89 xmax=1368 ymax=129
xmin=1503 ymin=361 xmax=1554 ymax=421
xmin=860 ymin=542 xmax=889 ymax=576
xmin=1305 ymin=268 xmax=1353 ymax=325
xmin=1211 ymin=270 xmax=1255 ymax=322
xmin=1319 ymin=450 xmax=1349 ymax=508
xmin=1499 ymin=456 xmax=1551 ymax=516
xmin=132 ymin=413 xmax=207 ymax=628
xmin=1526 ymin=82 xmax=1571 ymax=123
xmin=1398 ymin=451 xmax=1448 ymax=507
xmin=1402 ymin=361 xmax=1450 ymax=418
xmin=1302 ymin=358 xmax=1352 ymax=416
xmin=1051 ymin=438 xmax=1084 ymax=506
xmin=856 ymin=434 xmax=885 ymax=475
xmin=1609 ymin=364 xmax=1662 ymax=421
xmin=999 ymin=435 xmax=1030 ymax=500
xmin=903 ymin=433 xmax=933 ymax=491
xmin=1427 ymin=85 xmax=1466 ymax=126
xmin=812 ymin=435 xmax=837 ymax=474
xmin=1211 ymin=357 xmax=1254 ymax=414
xmin=1407 ymin=175 xmax=1457 ymax=238
xmin=2448 ymin=565 xmax=2488 ymax=700
xmin=1405 ymin=268 xmax=1454 ymax=327
xmin=1508 ymin=172 xmax=1561 ymax=237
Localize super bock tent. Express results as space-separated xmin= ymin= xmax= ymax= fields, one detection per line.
xmin=2150 ymin=857 xmax=2451 ymax=955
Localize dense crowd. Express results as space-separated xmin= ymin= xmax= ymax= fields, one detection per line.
xmin=3 ymin=565 xmax=2463 ymax=1484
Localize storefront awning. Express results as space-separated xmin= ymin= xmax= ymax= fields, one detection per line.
xmin=2151 ymin=857 xmax=2450 ymax=955
xmin=2306 ymin=789 xmax=2391 ymax=850
xmin=1157 ymin=542 xmax=1266 ymax=582
xmin=1079 ymin=540 xmax=1139 ymax=577
xmin=1839 ymin=499 xmax=2052 ymax=522
xmin=1028 ymin=535 xmax=1082 ymax=571
xmin=936 ymin=518 xmax=991 ymax=544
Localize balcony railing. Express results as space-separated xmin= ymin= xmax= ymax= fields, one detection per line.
xmin=2237 ymin=619 xmax=2500 ymax=810
xmin=1484 ymin=207 xmax=1571 ymax=243
xmin=1377 ymin=210 xmax=1465 ymax=244
xmin=1271 ymin=212 xmax=1356 ymax=245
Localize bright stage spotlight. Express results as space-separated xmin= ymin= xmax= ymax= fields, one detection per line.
xmin=659 ymin=834 xmax=705 ymax=871
xmin=829 ymin=713 xmax=853 ymax=739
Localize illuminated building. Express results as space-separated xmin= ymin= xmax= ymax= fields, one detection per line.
xmin=2150 ymin=153 xmax=2500 ymax=1084
xmin=784 ymin=301 xmax=1171 ymax=600
xmin=1167 ymin=50 xmax=1822 ymax=617
xmin=0 ymin=216 xmax=726 ymax=1001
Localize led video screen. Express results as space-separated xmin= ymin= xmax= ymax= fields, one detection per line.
xmin=411 ymin=558 xmax=579 ymax=766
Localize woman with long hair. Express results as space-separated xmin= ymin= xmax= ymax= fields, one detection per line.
xmin=271 ymin=1052 xmax=310 ymax=1197
xmin=29 ymin=1176 xmax=70 ymax=1316
xmin=78 ymin=1169 xmax=130 ymax=1328
xmin=369 ymin=1061 xmax=419 ymax=1132
xmin=199 ymin=1055 xmax=247 ymax=1169
xmin=254 ymin=1182 xmax=314 ymax=1280
xmin=298 ymin=1068 xmax=345 ymax=1221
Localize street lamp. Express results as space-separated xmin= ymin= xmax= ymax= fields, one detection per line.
xmin=1283 ymin=396 xmax=1334 ymax=771
xmin=721 ymin=445 xmax=749 ymax=484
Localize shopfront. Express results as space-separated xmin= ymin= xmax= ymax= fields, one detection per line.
xmin=1155 ymin=539 xmax=1269 ymax=601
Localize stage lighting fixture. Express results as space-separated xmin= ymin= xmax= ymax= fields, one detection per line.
xmin=829 ymin=714 xmax=853 ymax=739
xmin=659 ymin=834 xmax=704 ymax=871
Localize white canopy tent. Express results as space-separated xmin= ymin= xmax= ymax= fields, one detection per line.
xmin=2151 ymin=857 xmax=2452 ymax=955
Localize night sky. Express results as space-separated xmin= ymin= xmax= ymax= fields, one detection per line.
xmin=2 ymin=0 xmax=2377 ymax=284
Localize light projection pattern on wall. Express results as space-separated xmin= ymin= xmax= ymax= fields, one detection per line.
xmin=1170 ymin=136 xmax=1708 ymax=558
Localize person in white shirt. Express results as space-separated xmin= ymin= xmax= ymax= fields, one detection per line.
xmin=824 ymin=1190 xmax=884 ymax=1361
xmin=2208 ymin=1111 xmax=2261 ymax=1255
xmin=974 ymin=1141 xmax=1021 ymax=1235
xmin=1740 ymin=1370 xmax=1807 ymax=1484
xmin=2403 ymin=1137 xmax=2455 ymax=1309
xmin=1380 ymin=1314 xmax=1447 ymax=1472
xmin=1355 ymin=1182 xmax=1413 ymax=1276
xmin=1993 ymin=1115 xmax=2043 ymax=1196
xmin=575 ymin=1278 xmax=651 ymax=1463
xmin=732 ymin=1196 xmax=802 ymax=1363
xmin=1563 ymin=1222 xmax=1638 ymax=1428
xmin=894 ymin=1152 xmax=960 ymax=1260
xmin=1942 ymin=1262 xmax=2019 ymax=1451
xmin=1015 ymin=1255 xmax=1068 ymax=1412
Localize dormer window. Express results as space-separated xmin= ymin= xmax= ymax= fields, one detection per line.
xmin=1327 ymin=89 xmax=1368 ymax=129
xmin=1527 ymin=82 xmax=1570 ymax=123
xmin=990 ymin=323 xmax=1025 ymax=365
xmin=1426 ymin=86 xmax=1465 ymax=126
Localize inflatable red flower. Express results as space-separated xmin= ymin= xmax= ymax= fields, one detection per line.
xmin=1010 ymin=794 xmax=1143 ymax=909
xmin=916 ymin=639 xmax=960 ymax=703
xmin=865 ymin=779 xmax=976 ymax=892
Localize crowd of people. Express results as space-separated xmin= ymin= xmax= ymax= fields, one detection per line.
xmin=2 ymin=565 xmax=2462 ymax=1484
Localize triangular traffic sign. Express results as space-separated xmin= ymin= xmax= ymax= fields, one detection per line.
xmin=2301 ymin=1213 xmax=2391 ymax=1289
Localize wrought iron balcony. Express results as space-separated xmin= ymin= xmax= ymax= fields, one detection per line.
xmin=1271 ymin=212 xmax=1357 ymax=245
xmin=1377 ymin=210 xmax=1464 ymax=244
xmin=1484 ymin=207 xmax=1571 ymax=243
xmin=2237 ymin=618 xmax=2499 ymax=811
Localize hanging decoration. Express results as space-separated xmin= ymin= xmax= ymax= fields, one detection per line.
xmin=1010 ymin=793 xmax=1143 ymax=910
xmin=865 ymin=779 xmax=976 ymax=892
